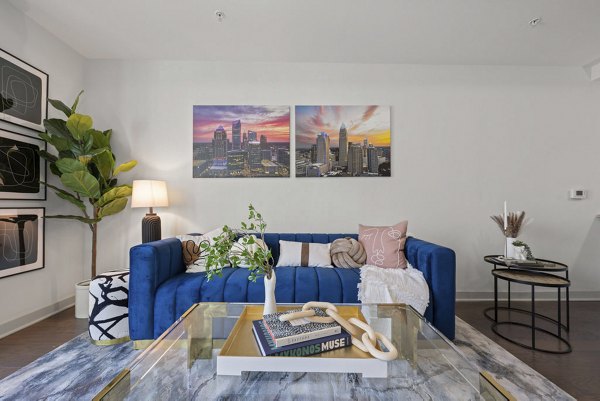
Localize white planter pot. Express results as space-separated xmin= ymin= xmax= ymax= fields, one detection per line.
xmin=505 ymin=237 xmax=517 ymax=259
xmin=263 ymin=270 xmax=277 ymax=316
xmin=75 ymin=280 xmax=90 ymax=319
xmin=514 ymin=246 xmax=527 ymax=260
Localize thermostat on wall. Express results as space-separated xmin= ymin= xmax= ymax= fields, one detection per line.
xmin=569 ymin=189 xmax=587 ymax=200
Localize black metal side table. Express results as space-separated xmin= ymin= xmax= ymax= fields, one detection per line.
xmin=483 ymin=255 xmax=572 ymax=354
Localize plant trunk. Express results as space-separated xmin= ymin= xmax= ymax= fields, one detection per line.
xmin=91 ymin=208 xmax=98 ymax=278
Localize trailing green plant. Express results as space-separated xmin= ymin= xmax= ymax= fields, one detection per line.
xmin=203 ymin=204 xmax=273 ymax=282
xmin=512 ymin=240 xmax=535 ymax=260
xmin=38 ymin=91 xmax=137 ymax=277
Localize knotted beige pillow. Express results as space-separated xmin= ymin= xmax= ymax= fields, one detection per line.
xmin=330 ymin=237 xmax=367 ymax=268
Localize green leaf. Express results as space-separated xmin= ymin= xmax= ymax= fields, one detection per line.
xmin=96 ymin=185 xmax=132 ymax=207
xmin=71 ymin=90 xmax=84 ymax=113
xmin=55 ymin=158 xmax=87 ymax=174
xmin=60 ymin=170 xmax=100 ymax=198
xmin=93 ymin=150 xmax=114 ymax=180
xmin=55 ymin=191 xmax=86 ymax=212
xmin=40 ymin=133 xmax=70 ymax=152
xmin=44 ymin=119 xmax=71 ymax=138
xmin=38 ymin=149 xmax=58 ymax=163
xmin=89 ymin=129 xmax=110 ymax=148
xmin=98 ymin=197 xmax=128 ymax=218
xmin=44 ymin=214 xmax=99 ymax=224
xmin=49 ymin=163 xmax=61 ymax=177
xmin=48 ymin=98 xmax=73 ymax=117
xmin=113 ymin=160 xmax=137 ymax=176
xmin=66 ymin=114 xmax=93 ymax=140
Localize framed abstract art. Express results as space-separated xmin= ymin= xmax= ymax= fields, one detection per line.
xmin=0 ymin=48 xmax=48 ymax=132
xmin=0 ymin=207 xmax=45 ymax=278
xmin=0 ymin=128 xmax=46 ymax=200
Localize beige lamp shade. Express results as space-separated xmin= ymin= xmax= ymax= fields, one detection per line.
xmin=131 ymin=180 xmax=169 ymax=208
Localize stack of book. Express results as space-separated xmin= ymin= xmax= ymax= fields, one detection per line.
xmin=252 ymin=308 xmax=351 ymax=357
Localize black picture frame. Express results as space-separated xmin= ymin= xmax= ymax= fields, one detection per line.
xmin=0 ymin=128 xmax=47 ymax=200
xmin=0 ymin=207 xmax=45 ymax=279
xmin=0 ymin=48 xmax=48 ymax=133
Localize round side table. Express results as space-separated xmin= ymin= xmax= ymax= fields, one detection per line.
xmin=483 ymin=255 xmax=571 ymax=354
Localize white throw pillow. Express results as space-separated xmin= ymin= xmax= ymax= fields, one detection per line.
xmin=276 ymin=240 xmax=332 ymax=268
xmin=229 ymin=235 xmax=268 ymax=268
xmin=177 ymin=226 xmax=225 ymax=273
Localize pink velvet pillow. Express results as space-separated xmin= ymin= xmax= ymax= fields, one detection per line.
xmin=358 ymin=221 xmax=408 ymax=268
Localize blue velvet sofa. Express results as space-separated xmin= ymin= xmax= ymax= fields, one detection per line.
xmin=129 ymin=233 xmax=456 ymax=345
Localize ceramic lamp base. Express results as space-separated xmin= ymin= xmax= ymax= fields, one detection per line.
xmin=142 ymin=213 xmax=161 ymax=243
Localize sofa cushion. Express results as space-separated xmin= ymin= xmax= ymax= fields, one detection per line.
xmin=275 ymin=240 xmax=332 ymax=267
xmin=153 ymin=266 xmax=361 ymax=337
xmin=359 ymin=221 xmax=408 ymax=268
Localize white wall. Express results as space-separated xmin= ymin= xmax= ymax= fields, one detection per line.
xmin=0 ymin=2 xmax=86 ymax=334
xmin=84 ymin=60 xmax=600 ymax=298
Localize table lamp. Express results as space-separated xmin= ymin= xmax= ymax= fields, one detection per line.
xmin=131 ymin=180 xmax=169 ymax=243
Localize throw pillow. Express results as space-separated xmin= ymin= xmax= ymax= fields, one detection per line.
xmin=330 ymin=237 xmax=367 ymax=268
xmin=228 ymin=235 xmax=268 ymax=268
xmin=177 ymin=226 xmax=225 ymax=273
xmin=358 ymin=221 xmax=408 ymax=268
xmin=275 ymin=240 xmax=332 ymax=267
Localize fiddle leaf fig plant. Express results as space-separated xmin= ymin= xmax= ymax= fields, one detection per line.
xmin=203 ymin=204 xmax=274 ymax=282
xmin=39 ymin=90 xmax=137 ymax=277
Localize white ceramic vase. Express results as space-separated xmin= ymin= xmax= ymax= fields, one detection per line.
xmin=263 ymin=270 xmax=277 ymax=316
xmin=505 ymin=237 xmax=517 ymax=259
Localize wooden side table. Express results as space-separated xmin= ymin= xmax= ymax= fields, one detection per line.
xmin=483 ymin=255 xmax=572 ymax=354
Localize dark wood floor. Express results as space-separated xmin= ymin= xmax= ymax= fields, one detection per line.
xmin=0 ymin=307 xmax=88 ymax=380
xmin=456 ymin=300 xmax=600 ymax=401
xmin=0 ymin=303 xmax=598 ymax=400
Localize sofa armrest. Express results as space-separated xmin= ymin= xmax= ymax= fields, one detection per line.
xmin=129 ymin=238 xmax=185 ymax=343
xmin=405 ymin=237 xmax=456 ymax=340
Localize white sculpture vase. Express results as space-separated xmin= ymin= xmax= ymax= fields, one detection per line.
xmin=263 ymin=269 xmax=277 ymax=316
xmin=505 ymin=237 xmax=517 ymax=259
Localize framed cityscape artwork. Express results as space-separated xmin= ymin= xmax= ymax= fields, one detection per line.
xmin=0 ymin=48 xmax=48 ymax=132
xmin=0 ymin=207 xmax=45 ymax=279
xmin=295 ymin=106 xmax=391 ymax=177
xmin=193 ymin=106 xmax=290 ymax=178
xmin=0 ymin=128 xmax=47 ymax=200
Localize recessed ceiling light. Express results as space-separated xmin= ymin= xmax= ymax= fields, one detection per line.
xmin=215 ymin=10 xmax=225 ymax=22
xmin=529 ymin=17 xmax=542 ymax=27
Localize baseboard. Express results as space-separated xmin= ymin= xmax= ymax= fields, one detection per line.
xmin=457 ymin=291 xmax=600 ymax=301
xmin=0 ymin=296 xmax=76 ymax=340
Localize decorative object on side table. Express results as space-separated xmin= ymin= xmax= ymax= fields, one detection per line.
xmin=37 ymin=91 xmax=137 ymax=318
xmin=204 ymin=204 xmax=276 ymax=315
xmin=0 ymin=48 xmax=48 ymax=132
xmin=131 ymin=180 xmax=169 ymax=243
xmin=511 ymin=240 xmax=534 ymax=261
xmin=490 ymin=201 xmax=530 ymax=258
xmin=0 ymin=207 xmax=44 ymax=278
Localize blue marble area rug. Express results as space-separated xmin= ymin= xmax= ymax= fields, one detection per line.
xmin=0 ymin=318 xmax=573 ymax=401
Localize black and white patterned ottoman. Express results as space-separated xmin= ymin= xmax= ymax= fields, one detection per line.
xmin=88 ymin=270 xmax=130 ymax=345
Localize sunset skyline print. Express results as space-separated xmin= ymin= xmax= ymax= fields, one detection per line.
xmin=193 ymin=105 xmax=290 ymax=178
xmin=295 ymin=105 xmax=391 ymax=177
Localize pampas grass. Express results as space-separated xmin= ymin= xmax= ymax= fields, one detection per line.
xmin=491 ymin=211 xmax=528 ymax=237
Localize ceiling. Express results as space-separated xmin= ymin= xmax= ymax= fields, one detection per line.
xmin=10 ymin=0 xmax=600 ymax=66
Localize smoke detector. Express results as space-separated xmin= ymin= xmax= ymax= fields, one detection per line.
xmin=215 ymin=10 xmax=225 ymax=22
xmin=529 ymin=17 xmax=542 ymax=27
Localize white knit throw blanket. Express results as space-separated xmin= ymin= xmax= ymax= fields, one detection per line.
xmin=357 ymin=263 xmax=430 ymax=314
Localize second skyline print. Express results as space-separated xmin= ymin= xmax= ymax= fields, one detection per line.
xmin=295 ymin=106 xmax=391 ymax=177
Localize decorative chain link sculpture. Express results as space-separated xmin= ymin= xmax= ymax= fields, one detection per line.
xmin=279 ymin=301 xmax=398 ymax=361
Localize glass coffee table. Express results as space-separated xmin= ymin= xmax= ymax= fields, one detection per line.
xmin=94 ymin=303 xmax=512 ymax=400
